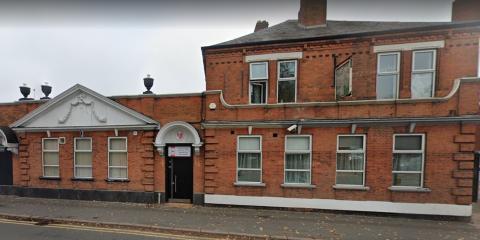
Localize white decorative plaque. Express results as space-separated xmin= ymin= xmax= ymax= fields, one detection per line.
xmin=168 ymin=146 xmax=191 ymax=157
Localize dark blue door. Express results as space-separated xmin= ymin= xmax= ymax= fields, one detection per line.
xmin=0 ymin=151 xmax=13 ymax=185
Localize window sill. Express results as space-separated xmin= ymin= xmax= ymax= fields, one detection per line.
xmin=281 ymin=184 xmax=316 ymax=189
xmin=333 ymin=185 xmax=370 ymax=191
xmin=39 ymin=177 xmax=61 ymax=181
xmin=105 ymin=179 xmax=130 ymax=183
xmin=71 ymin=178 xmax=94 ymax=182
xmin=388 ymin=186 xmax=431 ymax=193
xmin=233 ymin=182 xmax=266 ymax=187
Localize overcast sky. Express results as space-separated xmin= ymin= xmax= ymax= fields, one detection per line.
xmin=0 ymin=0 xmax=453 ymax=102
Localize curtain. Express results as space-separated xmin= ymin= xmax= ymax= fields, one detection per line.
xmin=43 ymin=152 xmax=59 ymax=166
xmin=393 ymin=173 xmax=421 ymax=187
xmin=44 ymin=166 xmax=59 ymax=177
xmin=338 ymin=136 xmax=363 ymax=150
xmin=238 ymin=138 xmax=260 ymax=151
xmin=110 ymin=139 xmax=127 ymax=151
xmin=393 ymin=153 xmax=422 ymax=171
xmin=336 ymin=172 xmax=363 ymax=185
xmin=109 ymin=168 xmax=127 ymax=179
xmin=285 ymin=171 xmax=310 ymax=184
xmin=238 ymin=153 xmax=260 ymax=169
xmin=286 ymin=154 xmax=310 ymax=170
xmin=109 ymin=152 xmax=127 ymax=167
xmin=286 ymin=137 xmax=309 ymax=151
xmin=75 ymin=167 xmax=92 ymax=178
xmin=75 ymin=152 xmax=92 ymax=166
xmin=43 ymin=139 xmax=58 ymax=150
xmin=336 ymin=153 xmax=364 ymax=170
xmin=76 ymin=139 xmax=91 ymax=151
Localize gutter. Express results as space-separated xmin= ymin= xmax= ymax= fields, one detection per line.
xmin=202 ymin=115 xmax=480 ymax=128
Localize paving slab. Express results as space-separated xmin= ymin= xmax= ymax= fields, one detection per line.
xmin=0 ymin=195 xmax=478 ymax=240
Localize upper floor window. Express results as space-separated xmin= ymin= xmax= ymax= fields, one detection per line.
xmin=392 ymin=134 xmax=425 ymax=188
xmin=277 ymin=60 xmax=297 ymax=103
xmin=376 ymin=52 xmax=400 ymax=100
xmin=74 ymin=138 xmax=92 ymax=179
xmin=335 ymin=59 xmax=353 ymax=100
xmin=249 ymin=62 xmax=268 ymax=104
xmin=108 ymin=137 xmax=128 ymax=180
xmin=237 ymin=136 xmax=262 ymax=183
xmin=411 ymin=50 xmax=436 ymax=99
xmin=284 ymin=135 xmax=311 ymax=185
xmin=42 ymin=138 xmax=59 ymax=178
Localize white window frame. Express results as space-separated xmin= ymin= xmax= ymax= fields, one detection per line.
xmin=108 ymin=137 xmax=128 ymax=180
xmin=284 ymin=135 xmax=312 ymax=185
xmin=411 ymin=49 xmax=436 ymax=99
xmin=376 ymin=52 xmax=400 ymax=100
xmin=236 ymin=135 xmax=263 ymax=184
xmin=249 ymin=62 xmax=269 ymax=105
xmin=277 ymin=60 xmax=298 ymax=103
xmin=42 ymin=138 xmax=60 ymax=178
xmin=74 ymin=137 xmax=93 ymax=179
xmin=335 ymin=134 xmax=366 ymax=186
xmin=334 ymin=59 xmax=353 ymax=100
xmin=392 ymin=133 xmax=425 ymax=188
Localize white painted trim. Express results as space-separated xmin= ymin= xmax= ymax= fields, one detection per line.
xmin=107 ymin=137 xmax=128 ymax=180
xmin=236 ymin=135 xmax=263 ymax=184
xmin=204 ymin=194 xmax=472 ymax=217
xmin=73 ymin=137 xmax=93 ymax=179
xmin=42 ymin=138 xmax=60 ymax=178
xmin=277 ymin=60 xmax=298 ymax=103
xmin=336 ymin=134 xmax=366 ymax=186
xmin=245 ymin=52 xmax=303 ymax=62
xmin=376 ymin=52 xmax=401 ymax=100
xmin=411 ymin=50 xmax=437 ymax=99
xmin=10 ymin=84 xmax=159 ymax=129
xmin=373 ymin=41 xmax=445 ymax=53
xmin=249 ymin=62 xmax=268 ymax=105
xmin=392 ymin=134 xmax=425 ymax=188
xmin=203 ymin=78 xmax=480 ymax=109
xmin=154 ymin=121 xmax=203 ymax=152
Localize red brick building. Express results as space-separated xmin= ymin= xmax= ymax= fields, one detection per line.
xmin=1 ymin=0 xmax=480 ymax=217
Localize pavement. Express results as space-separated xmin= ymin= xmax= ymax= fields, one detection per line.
xmin=0 ymin=195 xmax=479 ymax=240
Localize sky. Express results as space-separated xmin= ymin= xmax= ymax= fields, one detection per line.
xmin=0 ymin=0 xmax=453 ymax=102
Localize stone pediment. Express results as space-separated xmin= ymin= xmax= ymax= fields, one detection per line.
xmin=11 ymin=84 xmax=158 ymax=131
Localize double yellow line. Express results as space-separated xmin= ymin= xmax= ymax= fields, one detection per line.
xmin=0 ymin=218 xmax=221 ymax=240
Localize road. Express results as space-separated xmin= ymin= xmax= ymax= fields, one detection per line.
xmin=0 ymin=218 xmax=217 ymax=240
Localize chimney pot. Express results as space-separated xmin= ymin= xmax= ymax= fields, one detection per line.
xmin=452 ymin=0 xmax=480 ymax=22
xmin=254 ymin=20 xmax=269 ymax=32
xmin=298 ymin=0 xmax=327 ymax=28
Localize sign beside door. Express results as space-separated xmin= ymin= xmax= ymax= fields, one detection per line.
xmin=168 ymin=146 xmax=191 ymax=157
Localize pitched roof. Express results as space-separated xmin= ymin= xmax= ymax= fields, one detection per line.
xmin=207 ymin=20 xmax=480 ymax=49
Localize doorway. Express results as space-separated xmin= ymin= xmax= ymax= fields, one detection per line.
xmin=0 ymin=151 xmax=13 ymax=185
xmin=473 ymin=153 xmax=479 ymax=202
xmin=165 ymin=145 xmax=193 ymax=203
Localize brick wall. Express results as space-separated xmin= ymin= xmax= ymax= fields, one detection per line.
xmin=204 ymin=27 xmax=480 ymax=105
xmin=204 ymin=124 xmax=469 ymax=205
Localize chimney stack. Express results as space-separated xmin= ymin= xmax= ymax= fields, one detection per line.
xmin=254 ymin=20 xmax=269 ymax=32
xmin=452 ymin=0 xmax=480 ymax=22
xmin=298 ymin=0 xmax=327 ymax=28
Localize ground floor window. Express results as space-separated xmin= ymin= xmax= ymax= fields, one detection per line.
xmin=108 ymin=137 xmax=128 ymax=180
xmin=336 ymin=135 xmax=366 ymax=186
xmin=392 ymin=134 xmax=425 ymax=187
xmin=74 ymin=138 xmax=92 ymax=179
xmin=237 ymin=136 xmax=262 ymax=183
xmin=42 ymin=138 xmax=60 ymax=177
xmin=284 ymin=135 xmax=311 ymax=185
